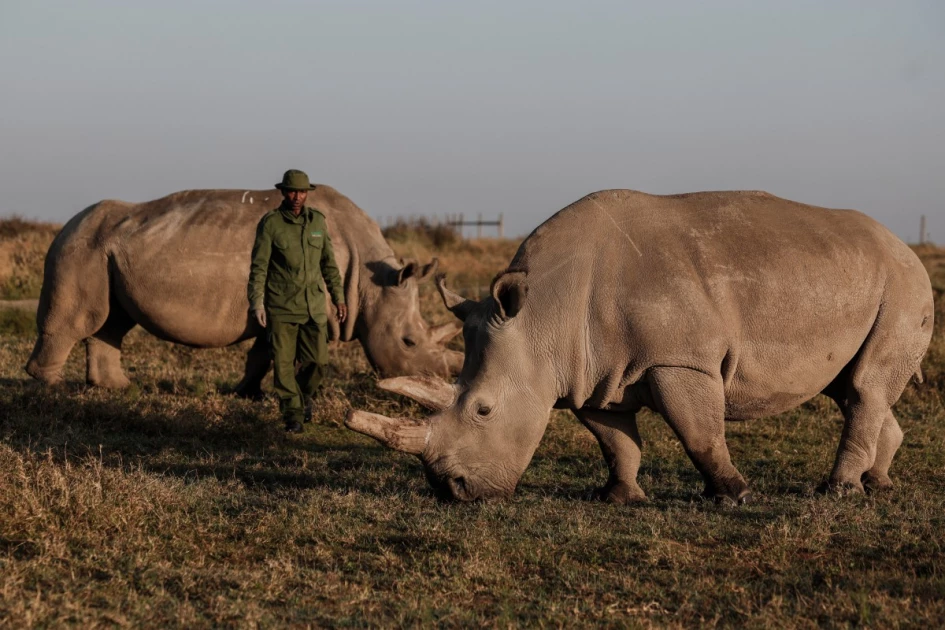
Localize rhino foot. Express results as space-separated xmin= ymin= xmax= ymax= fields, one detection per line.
xmin=87 ymin=372 xmax=131 ymax=389
xmin=25 ymin=360 xmax=65 ymax=386
xmin=702 ymin=478 xmax=751 ymax=506
xmin=707 ymin=490 xmax=753 ymax=506
xmin=816 ymin=479 xmax=865 ymax=496
xmin=592 ymin=480 xmax=647 ymax=505
xmin=861 ymin=471 xmax=894 ymax=493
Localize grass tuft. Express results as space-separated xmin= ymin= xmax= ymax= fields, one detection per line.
xmin=0 ymin=308 xmax=36 ymax=336
xmin=382 ymin=216 xmax=462 ymax=250
xmin=0 ymin=215 xmax=59 ymax=300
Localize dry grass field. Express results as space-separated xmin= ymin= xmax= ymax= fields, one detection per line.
xmin=0 ymin=217 xmax=943 ymax=627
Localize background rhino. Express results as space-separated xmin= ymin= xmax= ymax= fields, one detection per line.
xmin=348 ymin=189 xmax=934 ymax=503
xmin=26 ymin=186 xmax=463 ymax=392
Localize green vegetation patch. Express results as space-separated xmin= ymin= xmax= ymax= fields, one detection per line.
xmin=0 ymin=308 xmax=36 ymax=337
xmin=0 ymin=215 xmax=59 ymax=300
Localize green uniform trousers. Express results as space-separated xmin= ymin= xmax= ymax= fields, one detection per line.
xmin=268 ymin=317 xmax=329 ymax=423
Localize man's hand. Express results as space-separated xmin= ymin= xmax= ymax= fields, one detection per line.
xmin=252 ymin=307 xmax=267 ymax=329
xmin=337 ymin=303 xmax=348 ymax=323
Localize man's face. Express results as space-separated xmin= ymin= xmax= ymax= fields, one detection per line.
xmin=282 ymin=189 xmax=307 ymax=214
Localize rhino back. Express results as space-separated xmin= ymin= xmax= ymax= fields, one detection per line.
xmin=512 ymin=190 xmax=930 ymax=416
xmin=91 ymin=187 xmax=390 ymax=346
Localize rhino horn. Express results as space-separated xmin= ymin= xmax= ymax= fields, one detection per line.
xmin=345 ymin=410 xmax=430 ymax=455
xmin=435 ymin=274 xmax=477 ymax=322
xmin=429 ymin=321 xmax=462 ymax=345
xmin=378 ymin=375 xmax=459 ymax=411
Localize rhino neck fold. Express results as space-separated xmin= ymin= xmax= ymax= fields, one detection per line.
xmin=520 ymin=274 xmax=599 ymax=411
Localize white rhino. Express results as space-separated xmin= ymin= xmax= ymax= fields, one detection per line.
xmin=347 ymin=189 xmax=934 ymax=503
xmin=26 ymin=186 xmax=463 ymax=392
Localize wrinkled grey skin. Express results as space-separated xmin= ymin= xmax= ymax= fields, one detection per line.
xmin=26 ymin=186 xmax=463 ymax=391
xmin=347 ymin=190 xmax=934 ymax=503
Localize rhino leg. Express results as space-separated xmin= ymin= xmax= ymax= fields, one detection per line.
xmin=85 ymin=307 xmax=136 ymax=388
xmin=648 ymin=367 xmax=750 ymax=504
xmin=576 ymin=409 xmax=646 ymax=504
xmin=26 ymin=333 xmax=80 ymax=386
xmin=860 ymin=411 xmax=902 ymax=491
xmin=822 ymin=301 xmax=923 ymax=494
xmin=27 ymin=294 xmax=110 ymax=387
xmin=26 ymin=223 xmax=112 ymax=386
xmin=233 ymin=334 xmax=271 ymax=400
xmin=824 ymin=401 xmax=899 ymax=494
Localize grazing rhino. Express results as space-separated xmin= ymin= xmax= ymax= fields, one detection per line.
xmin=347 ymin=189 xmax=934 ymax=503
xmin=26 ymin=186 xmax=463 ymax=392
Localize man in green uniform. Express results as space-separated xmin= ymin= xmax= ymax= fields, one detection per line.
xmin=248 ymin=169 xmax=348 ymax=433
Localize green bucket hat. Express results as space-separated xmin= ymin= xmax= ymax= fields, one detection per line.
xmin=275 ymin=169 xmax=316 ymax=191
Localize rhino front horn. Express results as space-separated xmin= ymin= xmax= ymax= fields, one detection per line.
xmin=345 ymin=409 xmax=430 ymax=455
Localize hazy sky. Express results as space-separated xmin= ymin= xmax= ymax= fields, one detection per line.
xmin=1 ymin=1 xmax=942 ymax=241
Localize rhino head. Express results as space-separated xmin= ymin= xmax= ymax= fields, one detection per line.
xmin=347 ymin=271 xmax=558 ymax=500
xmin=354 ymin=259 xmax=464 ymax=379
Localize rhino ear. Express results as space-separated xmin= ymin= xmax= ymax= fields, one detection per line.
xmin=397 ymin=258 xmax=438 ymax=286
xmin=492 ymin=271 xmax=528 ymax=319
xmin=436 ymin=274 xmax=477 ymax=322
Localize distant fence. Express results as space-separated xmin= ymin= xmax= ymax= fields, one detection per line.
xmin=919 ymin=215 xmax=931 ymax=245
xmin=445 ymin=213 xmax=504 ymax=239
xmin=376 ymin=214 xmax=504 ymax=239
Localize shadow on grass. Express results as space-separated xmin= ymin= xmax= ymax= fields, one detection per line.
xmin=0 ymin=376 xmax=432 ymax=499
xmin=0 ymin=375 xmax=837 ymax=508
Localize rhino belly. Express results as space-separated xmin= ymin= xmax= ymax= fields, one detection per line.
xmin=722 ymin=319 xmax=871 ymax=419
xmin=112 ymin=248 xmax=254 ymax=347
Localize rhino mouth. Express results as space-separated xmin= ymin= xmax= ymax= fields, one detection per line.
xmin=422 ymin=460 xmax=515 ymax=503
xmin=423 ymin=459 xmax=472 ymax=502
xmin=424 ymin=467 xmax=466 ymax=502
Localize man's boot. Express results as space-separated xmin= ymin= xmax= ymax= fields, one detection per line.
xmin=284 ymin=414 xmax=304 ymax=434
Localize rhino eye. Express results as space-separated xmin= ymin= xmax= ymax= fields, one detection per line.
xmin=476 ymin=404 xmax=492 ymax=416
xmin=402 ymin=337 xmax=416 ymax=347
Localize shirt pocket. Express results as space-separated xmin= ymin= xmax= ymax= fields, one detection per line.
xmin=307 ymin=232 xmax=325 ymax=251
xmin=272 ymin=235 xmax=302 ymax=270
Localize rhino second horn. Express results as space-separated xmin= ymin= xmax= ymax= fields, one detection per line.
xmin=378 ymin=376 xmax=458 ymax=411
xmin=345 ymin=410 xmax=430 ymax=455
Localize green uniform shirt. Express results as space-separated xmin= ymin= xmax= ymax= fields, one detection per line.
xmin=248 ymin=204 xmax=345 ymax=322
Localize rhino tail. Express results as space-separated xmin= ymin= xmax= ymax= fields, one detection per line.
xmin=912 ymin=367 xmax=924 ymax=385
